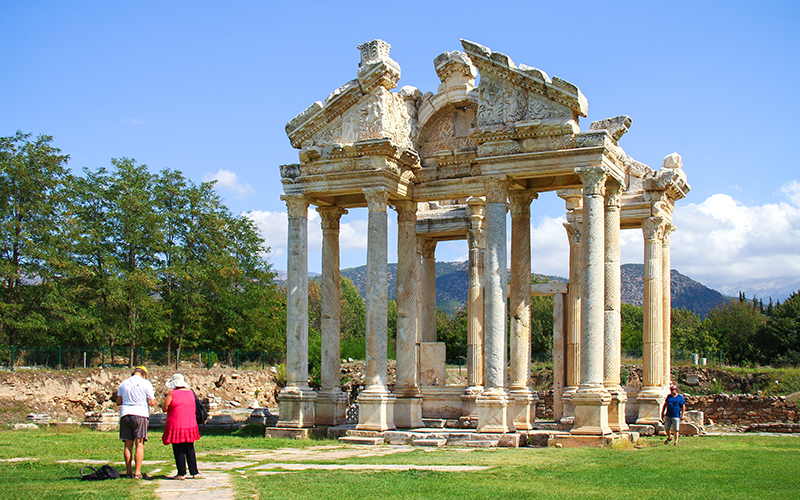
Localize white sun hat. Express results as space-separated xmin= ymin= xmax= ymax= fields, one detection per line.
xmin=165 ymin=373 xmax=190 ymax=389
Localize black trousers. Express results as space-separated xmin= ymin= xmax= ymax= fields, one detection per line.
xmin=172 ymin=442 xmax=199 ymax=477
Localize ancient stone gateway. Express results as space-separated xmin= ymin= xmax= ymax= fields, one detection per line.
xmin=274 ymin=39 xmax=689 ymax=445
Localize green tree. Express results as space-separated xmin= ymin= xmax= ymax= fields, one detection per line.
xmin=671 ymin=307 xmax=717 ymax=355
xmin=340 ymin=277 xmax=365 ymax=359
xmin=620 ymin=303 xmax=644 ymax=352
xmin=757 ymin=291 xmax=800 ymax=366
xmin=0 ymin=132 xmax=71 ymax=347
xmin=107 ymin=159 xmax=164 ymax=366
xmin=705 ymin=298 xmax=766 ymax=365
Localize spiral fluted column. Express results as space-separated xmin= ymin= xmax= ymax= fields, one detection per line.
xmin=393 ymin=200 xmax=423 ymax=428
xmin=509 ymin=190 xmax=538 ymax=430
xmin=316 ymin=206 xmax=348 ymax=426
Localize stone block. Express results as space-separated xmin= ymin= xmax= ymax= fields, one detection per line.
xmin=679 ymin=422 xmax=700 ymax=436
xmin=419 ymin=342 xmax=446 ymax=386
xmin=413 ymin=438 xmax=447 ymax=447
xmin=628 ymin=424 xmax=655 ymax=436
xmin=265 ymin=427 xmax=327 ymax=440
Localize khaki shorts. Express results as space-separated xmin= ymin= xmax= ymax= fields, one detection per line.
xmin=665 ymin=417 xmax=681 ymax=432
xmin=119 ymin=415 xmax=149 ymax=441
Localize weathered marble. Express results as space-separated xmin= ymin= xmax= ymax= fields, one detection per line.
xmin=603 ymin=181 xmax=628 ymax=432
xmin=316 ymin=206 xmax=349 ymax=426
xmin=277 ymin=194 xmax=316 ymax=428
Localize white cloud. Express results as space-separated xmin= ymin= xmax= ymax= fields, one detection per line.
xmin=204 ymin=169 xmax=254 ymax=198
xmin=122 ymin=118 xmax=145 ymax=126
xmin=530 ymin=215 xmax=570 ymax=277
xmin=669 ymin=183 xmax=800 ymax=297
xmin=245 ymin=209 xmax=368 ymax=271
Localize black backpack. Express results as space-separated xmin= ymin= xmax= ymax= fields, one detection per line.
xmin=193 ymin=390 xmax=208 ymax=427
xmin=80 ymin=464 xmax=121 ymax=481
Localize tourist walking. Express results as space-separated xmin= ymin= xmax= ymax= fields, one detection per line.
xmin=661 ymin=384 xmax=686 ymax=446
xmin=116 ymin=366 xmax=157 ymax=479
xmin=162 ymin=373 xmax=201 ymax=479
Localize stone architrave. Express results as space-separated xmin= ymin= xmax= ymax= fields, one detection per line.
xmin=637 ymin=216 xmax=666 ymax=425
xmin=277 ymin=194 xmax=316 ymax=428
xmin=561 ymin=216 xmax=582 ymax=424
xmin=662 ymin=224 xmax=675 ymax=389
xmin=603 ymin=180 xmax=628 ymax=432
xmin=462 ymin=197 xmax=485 ymax=417
xmin=420 ymin=239 xmax=438 ymax=343
xmin=571 ymin=167 xmax=612 ymax=436
xmin=476 ymin=176 xmax=515 ymax=433
xmin=356 ymin=187 xmax=396 ymax=432
xmin=393 ymin=200 xmax=423 ymax=429
xmin=508 ymin=190 xmax=539 ymax=430
xmin=316 ymin=206 xmax=349 ymax=426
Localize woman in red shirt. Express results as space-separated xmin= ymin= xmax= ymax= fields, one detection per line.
xmin=162 ymin=373 xmax=201 ymax=479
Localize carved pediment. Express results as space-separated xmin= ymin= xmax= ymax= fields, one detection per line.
xmin=461 ymin=40 xmax=588 ymax=129
xmin=285 ymin=40 xmax=415 ymax=153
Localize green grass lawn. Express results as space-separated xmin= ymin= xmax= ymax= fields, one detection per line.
xmin=0 ymin=427 xmax=798 ymax=500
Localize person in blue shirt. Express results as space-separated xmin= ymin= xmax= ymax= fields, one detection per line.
xmin=661 ymin=384 xmax=686 ymax=446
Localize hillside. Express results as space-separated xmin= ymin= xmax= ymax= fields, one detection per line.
xmin=341 ymin=261 xmax=726 ymax=317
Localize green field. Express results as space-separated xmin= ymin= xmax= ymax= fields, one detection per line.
xmin=0 ymin=428 xmax=797 ymax=499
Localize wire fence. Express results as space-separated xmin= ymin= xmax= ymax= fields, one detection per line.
xmin=1 ymin=345 xmax=284 ymax=371
xmin=3 ymin=345 xmax=728 ymax=372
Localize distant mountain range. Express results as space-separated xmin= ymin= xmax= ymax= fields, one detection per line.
xmin=338 ymin=261 xmax=728 ymax=318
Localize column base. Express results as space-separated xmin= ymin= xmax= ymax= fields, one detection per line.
xmin=560 ymin=386 xmax=578 ymax=426
xmin=509 ymin=387 xmax=538 ymax=431
xmin=570 ymin=389 xmax=612 ymax=436
xmin=461 ymin=385 xmax=483 ymax=418
xmin=315 ymin=389 xmax=349 ymax=426
xmin=606 ymin=385 xmax=629 ymax=432
xmin=476 ymin=388 xmax=516 ymax=434
xmin=356 ymin=387 xmax=396 ymax=432
xmin=276 ymin=386 xmax=317 ymax=428
xmin=635 ymin=386 xmax=665 ymax=425
xmin=393 ymin=390 xmax=423 ymax=429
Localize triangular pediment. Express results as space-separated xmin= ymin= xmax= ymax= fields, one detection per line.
xmin=461 ymin=40 xmax=588 ymax=128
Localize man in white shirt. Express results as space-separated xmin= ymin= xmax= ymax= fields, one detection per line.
xmin=116 ymin=366 xmax=156 ymax=479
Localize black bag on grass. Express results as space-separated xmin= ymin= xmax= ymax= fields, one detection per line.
xmin=80 ymin=464 xmax=121 ymax=480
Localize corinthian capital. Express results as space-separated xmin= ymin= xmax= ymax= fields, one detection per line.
xmin=576 ymin=166 xmax=607 ymax=197
xmin=643 ymin=216 xmax=666 ymax=241
xmin=317 ymin=206 xmax=348 ymax=230
xmin=484 ymin=176 xmax=508 ymax=204
xmin=281 ymin=194 xmax=309 ymax=218
xmin=363 ymin=187 xmax=390 ymax=213
xmin=508 ymin=190 xmax=538 ymax=216
xmin=604 ymin=179 xmax=623 ymax=209
xmin=393 ymin=200 xmax=417 ymax=223
xmin=420 ymin=239 xmax=437 ymax=259
xmin=564 ymin=221 xmax=582 ymax=246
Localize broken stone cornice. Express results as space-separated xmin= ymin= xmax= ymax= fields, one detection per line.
xmin=460 ymin=39 xmax=588 ymax=117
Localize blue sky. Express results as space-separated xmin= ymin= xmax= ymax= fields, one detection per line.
xmin=2 ymin=1 xmax=799 ymax=299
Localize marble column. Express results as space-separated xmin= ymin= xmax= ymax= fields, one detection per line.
xmin=637 ymin=216 xmax=665 ymax=425
xmin=571 ymin=167 xmax=612 ymax=436
xmin=277 ymin=194 xmax=316 ymax=428
xmin=662 ymin=224 xmax=675 ymax=390
xmin=552 ymin=292 xmax=568 ymax=422
xmin=356 ymin=187 xmax=395 ymax=431
xmin=508 ymin=190 xmax=539 ymax=430
xmin=462 ymin=197 xmax=485 ymax=417
xmin=420 ymin=239 xmax=438 ymax=343
xmin=561 ymin=220 xmax=582 ymax=425
xmin=315 ymin=206 xmax=349 ymax=426
xmin=393 ymin=200 xmax=423 ymax=429
xmin=476 ymin=176 xmax=514 ymax=433
xmin=603 ymin=181 xmax=628 ymax=432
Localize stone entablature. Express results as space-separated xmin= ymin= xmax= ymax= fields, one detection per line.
xmin=277 ymin=39 xmax=690 ymax=442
